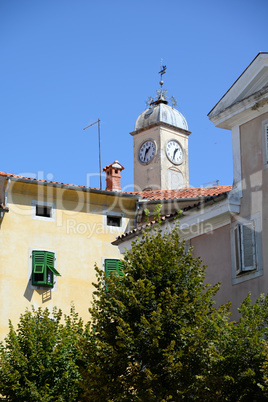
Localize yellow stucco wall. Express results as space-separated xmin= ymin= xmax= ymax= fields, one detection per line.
xmin=0 ymin=180 xmax=137 ymax=340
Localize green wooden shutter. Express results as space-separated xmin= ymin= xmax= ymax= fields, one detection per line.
xmin=117 ymin=261 xmax=124 ymax=277
xmin=105 ymin=259 xmax=124 ymax=277
xmin=33 ymin=251 xmax=45 ymax=274
xmin=46 ymin=252 xmax=61 ymax=276
xmin=32 ymin=251 xmax=60 ymax=287
xmin=32 ymin=251 xmax=46 ymax=286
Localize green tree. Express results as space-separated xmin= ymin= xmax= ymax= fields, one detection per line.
xmin=0 ymin=305 xmax=85 ymax=401
xmin=81 ymin=214 xmax=236 ymax=401
xmin=215 ymin=294 xmax=268 ymax=401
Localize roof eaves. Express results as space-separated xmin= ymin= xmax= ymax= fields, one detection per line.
xmin=138 ymin=196 xmax=209 ymax=204
xmin=2 ymin=173 xmax=140 ymax=200
xmin=208 ymin=52 xmax=268 ymax=118
xmin=112 ymin=211 xmax=179 ymax=245
xmin=130 ymin=121 xmax=191 ymax=137
xmin=112 ymin=192 xmax=228 ymax=245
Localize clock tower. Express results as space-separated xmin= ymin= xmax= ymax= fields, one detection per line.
xmin=130 ymin=65 xmax=191 ymax=191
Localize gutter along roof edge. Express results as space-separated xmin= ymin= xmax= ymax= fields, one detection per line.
xmin=2 ymin=173 xmax=141 ymax=200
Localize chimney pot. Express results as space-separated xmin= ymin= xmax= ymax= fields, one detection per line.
xmin=103 ymin=161 xmax=124 ymax=191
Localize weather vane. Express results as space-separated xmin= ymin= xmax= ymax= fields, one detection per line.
xmin=145 ymin=60 xmax=177 ymax=108
xmin=159 ymin=59 xmax=166 ymax=89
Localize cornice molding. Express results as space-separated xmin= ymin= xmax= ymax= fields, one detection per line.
xmin=209 ymin=87 xmax=268 ymax=129
xmin=130 ymin=121 xmax=191 ymax=137
xmin=208 ymin=53 xmax=268 ymax=120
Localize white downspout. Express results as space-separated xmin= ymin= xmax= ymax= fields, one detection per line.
xmin=0 ymin=178 xmax=11 ymax=218
xmin=5 ymin=178 xmax=11 ymax=206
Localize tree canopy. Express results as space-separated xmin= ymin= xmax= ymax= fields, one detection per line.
xmin=0 ymin=305 xmax=85 ymax=401
xmin=81 ymin=215 xmax=268 ymax=401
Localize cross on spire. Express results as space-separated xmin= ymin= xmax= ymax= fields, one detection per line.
xmin=159 ymin=59 xmax=167 ymax=89
xmin=144 ymin=60 xmax=177 ymax=108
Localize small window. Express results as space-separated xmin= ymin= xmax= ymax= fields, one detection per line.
xmin=32 ymin=251 xmax=61 ymax=287
xmin=32 ymin=201 xmax=55 ymax=221
xmin=105 ymin=259 xmax=124 ymax=278
xmin=234 ymin=221 xmax=256 ymax=274
xmin=36 ymin=205 xmax=52 ymax=218
xmin=107 ymin=215 xmax=122 ymax=227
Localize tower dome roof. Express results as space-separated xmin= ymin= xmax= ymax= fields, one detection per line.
xmin=134 ymin=102 xmax=188 ymax=131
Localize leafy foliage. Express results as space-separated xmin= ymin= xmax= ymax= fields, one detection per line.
xmin=214 ymin=294 xmax=268 ymax=401
xmin=81 ymin=213 xmax=238 ymax=401
xmin=0 ymin=305 xmax=85 ymax=401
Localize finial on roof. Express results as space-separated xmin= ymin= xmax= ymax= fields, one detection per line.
xmin=159 ymin=59 xmax=166 ymax=90
xmin=145 ymin=60 xmax=177 ymax=108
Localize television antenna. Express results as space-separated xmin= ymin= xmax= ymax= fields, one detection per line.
xmin=83 ymin=118 xmax=102 ymax=190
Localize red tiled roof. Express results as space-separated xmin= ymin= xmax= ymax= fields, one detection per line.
xmin=0 ymin=171 xmax=232 ymax=201
xmin=113 ymin=190 xmax=232 ymax=245
xmin=130 ymin=185 xmax=232 ymax=201
xmin=0 ymin=171 xmax=136 ymax=197
xmin=0 ymin=171 xmax=101 ymax=190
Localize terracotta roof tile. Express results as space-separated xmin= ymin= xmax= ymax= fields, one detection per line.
xmin=113 ymin=191 xmax=231 ymax=245
xmin=0 ymin=171 xmax=101 ymax=190
xmin=129 ymin=185 xmax=232 ymax=201
xmin=0 ymin=172 xmax=232 ymax=202
xmin=0 ymin=171 xmax=132 ymax=196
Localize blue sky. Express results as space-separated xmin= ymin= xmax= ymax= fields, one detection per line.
xmin=1 ymin=0 xmax=267 ymax=191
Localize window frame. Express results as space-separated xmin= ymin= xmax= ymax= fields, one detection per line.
xmin=32 ymin=200 xmax=56 ymax=221
xmin=103 ymin=209 xmax=126 ymax=232
xmin=231 ymin=213 xmax=263 ymax=284
xmin=234 ymin=221 xmax=256 ymax=274
xmin=106 ymin=215 xmax=122 ymax=227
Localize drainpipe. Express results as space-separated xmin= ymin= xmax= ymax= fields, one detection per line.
xmin=4 ymin=178 xmax=11 ymax=206
xmin=134 ymin=199 xmax=140 ymax=228
xmin=0 ymin=178 xmax=11 ymax=218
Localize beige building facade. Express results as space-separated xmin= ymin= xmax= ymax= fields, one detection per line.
xmin=0 ymin=168 xmax=138 ymax=340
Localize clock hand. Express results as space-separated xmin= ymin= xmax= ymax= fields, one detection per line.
xmin=144 ymin=146 xmax=151 ymax=160
xmin=173 ymin=148 xmax=178 ymax=160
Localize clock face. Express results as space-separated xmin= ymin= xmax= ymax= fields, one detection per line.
xmin=166 ymin=140 xmax=184 ymax=165
xmin=138 ymin=140 xmax=156 ymax=164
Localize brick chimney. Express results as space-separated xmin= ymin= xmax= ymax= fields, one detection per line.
xmin=103 ymin=161 xmax=124 ymax=192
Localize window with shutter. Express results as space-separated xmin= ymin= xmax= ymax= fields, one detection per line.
xmin=105 ymin=259 xmax=124 ymax=278
xmin=234 ymin=226 xmax=241 ymax=274
xmin=32 ymin=251 xmax=61 ymax=287
xmin=231 ymin=213 xmax=262 ymax=285
xmin=240 ymin=222 xmax=256 ymax=271
xmin=234 ymin=221 xmax=256 ymax=274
